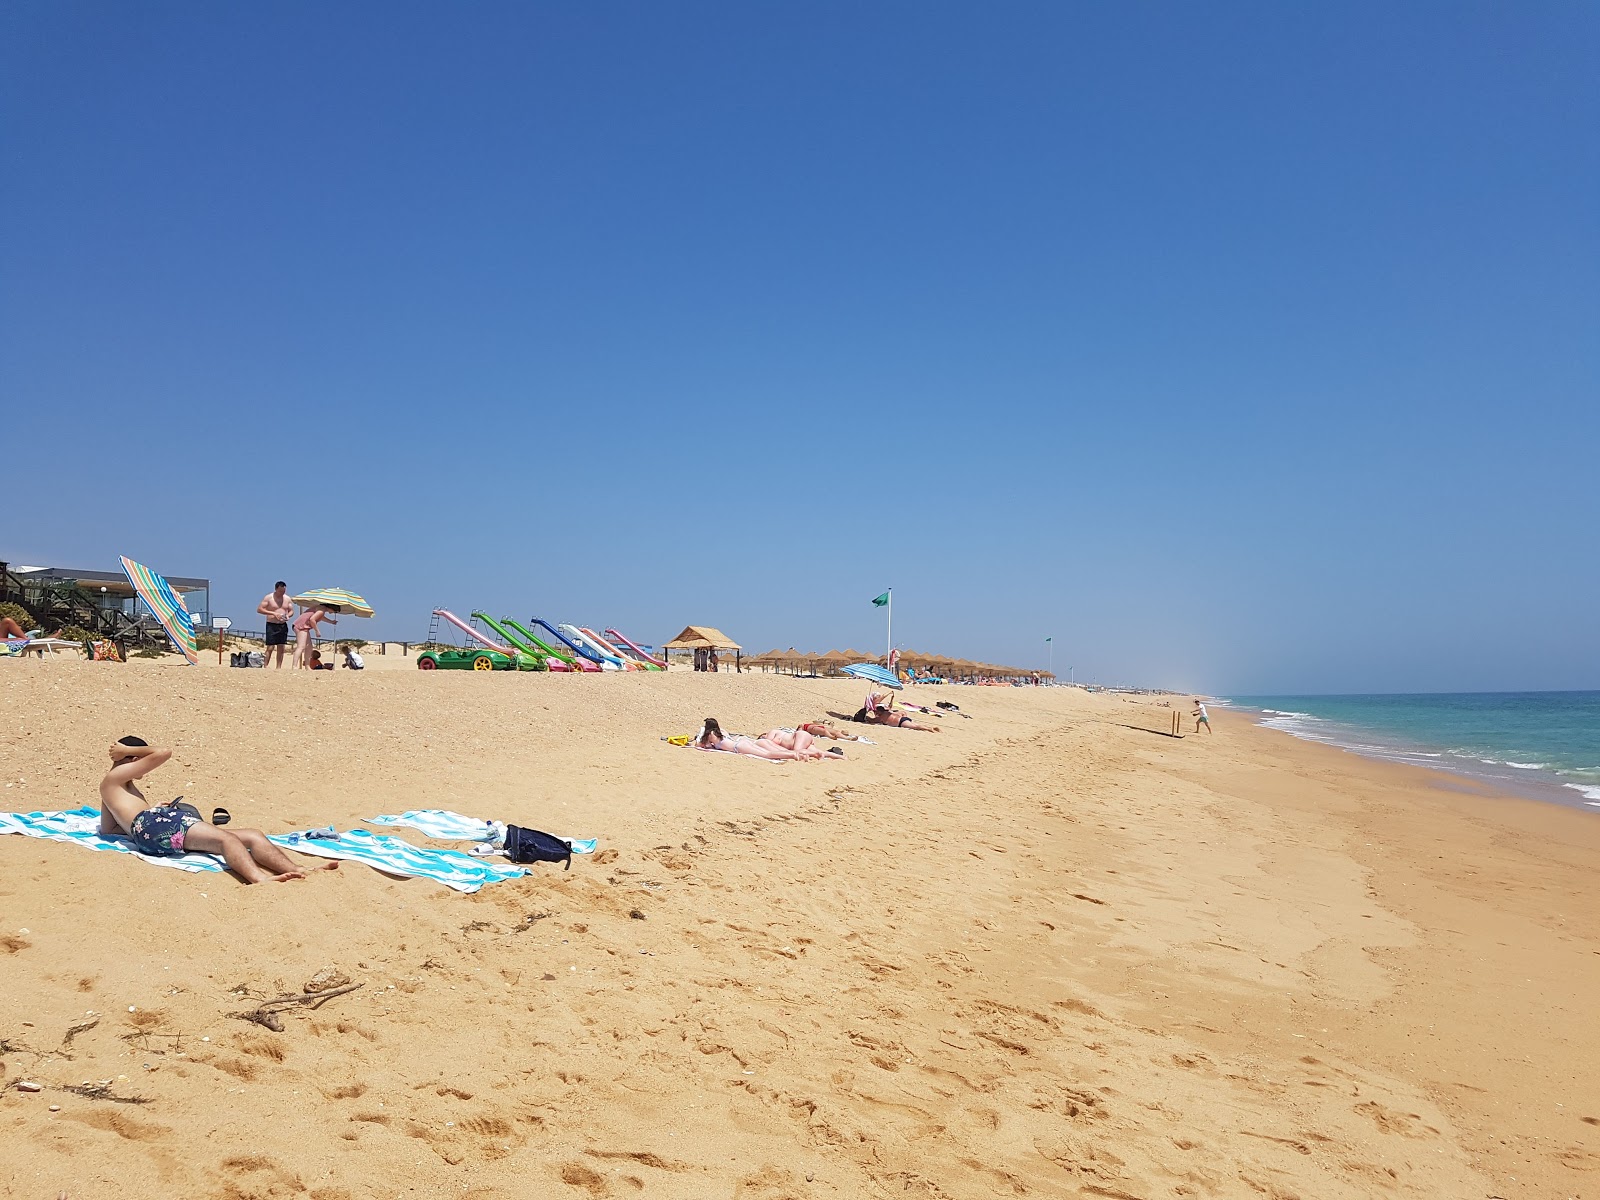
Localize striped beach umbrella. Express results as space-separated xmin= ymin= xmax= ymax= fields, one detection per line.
xmin=290 ymin=588 xmax=375 ymax=618
xmin=841 ymin=662 xmax=903 ymax=690
xmin=118 ymin=555 xmax=198 ymax=665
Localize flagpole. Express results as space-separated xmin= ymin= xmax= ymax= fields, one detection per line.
xmin=885 ymin=588 xmax=892 ymax=665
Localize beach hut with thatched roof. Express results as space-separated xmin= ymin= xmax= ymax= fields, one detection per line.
xmin=662 ymin=625 xmax=743 ymax=671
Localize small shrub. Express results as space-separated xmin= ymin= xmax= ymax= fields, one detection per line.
xmin=195 ymin=632 xmax=219 ymax=651
xmin=0 ymin=601 xmax=36 ymax=631
xmin=132 ymin=647 xmax=164 ymax=659
xmin=58 ymin=625 xmax=95 ymax=643
xmin=335 ymin=639 xmax=369 ymax=651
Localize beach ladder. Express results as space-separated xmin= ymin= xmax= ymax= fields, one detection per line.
xmin=425 ymin=609 xmax=442 ymax=649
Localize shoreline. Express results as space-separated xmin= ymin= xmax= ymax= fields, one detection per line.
xmin=3 ymin=667 xmax=1597 ymax=1196
xmin=1225 ymin=694 xmax=1600 ymax=815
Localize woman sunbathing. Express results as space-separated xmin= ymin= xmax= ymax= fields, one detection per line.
xmin=794 ymin=721 xmax=864 ymax=742
xmin=758 ymin=726 xmax=843 ymax=759
xmin=852 ymin=705 xmax=940 ymax=732
xmin=694 ymin=718 xmax=812 ymax=762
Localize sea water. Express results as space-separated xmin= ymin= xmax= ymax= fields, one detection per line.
xmin=1225 ymin=692 xmax=1600 ymax=811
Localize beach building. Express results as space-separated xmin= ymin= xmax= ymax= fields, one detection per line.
xmin=662 ymin=625 xmax=742 ymax=671
xmin=0 ymin=560 xmax=211 ymax=649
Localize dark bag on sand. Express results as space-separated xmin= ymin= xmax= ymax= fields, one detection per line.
xmin=503 ymin=825 xmax=572 ymax=870
xmin=166 ymin=797 xmax=205 ymax=822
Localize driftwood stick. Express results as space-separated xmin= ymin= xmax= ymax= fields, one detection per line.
xmin=234 ymin=982 xmax=364 ymax=1031
xmin=255 ymin=982 xmax=364 ymax=1013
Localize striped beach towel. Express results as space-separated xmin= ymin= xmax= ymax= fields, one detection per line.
xmin=0 ymin=808 xmax=527 ymax=891
xmin=269 ymin=829 xmax=527 ymax=892
xmin=366 ymin=810 xmax=597 ymax=855
xmin=0 ymin=806 xmax=224 ymax=873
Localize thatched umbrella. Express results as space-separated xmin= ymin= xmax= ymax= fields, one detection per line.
xmin=816 ymin=648 xmax=852 ymax=676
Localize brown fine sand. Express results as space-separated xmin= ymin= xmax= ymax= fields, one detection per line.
xmin=2 ymin=663 xmax=1598 ymax=1199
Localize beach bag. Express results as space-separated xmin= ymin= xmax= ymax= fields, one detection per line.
xmin=503 ymin=825 xmax=572 ymax=870
xmin=166 ymin=797 xmax=204 ymax=822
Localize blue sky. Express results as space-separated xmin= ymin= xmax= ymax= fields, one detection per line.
xmin=4 ymin=2 xmax=1596 ymax=693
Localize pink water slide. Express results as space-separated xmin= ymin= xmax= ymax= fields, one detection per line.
xmin=604 ymin=627 xmax=667 ymax=669
xmin=433 ymin=609 xmax=514 ymax=655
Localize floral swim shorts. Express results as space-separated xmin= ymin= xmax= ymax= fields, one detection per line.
xmin=128 ymin=807 xmax=201 ymax=857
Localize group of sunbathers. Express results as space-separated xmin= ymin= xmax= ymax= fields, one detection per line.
xmin=693 ymin=692 xmax=943 ymax=759
xmin=693 ymin=718 xmax=857 ymax=761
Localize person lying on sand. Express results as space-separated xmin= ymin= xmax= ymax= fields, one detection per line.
xmin=758 ymin=726 xmax=844 ymax=759
xmin=99 ymin=737 xmax=337 ymax=884
xmin=693 ymin=718 xmax=821 ymax=762
xmin=852 ymin=705 xmax=941 ymax=732
xmin=794 ymin=720 xmax=863 ymax=742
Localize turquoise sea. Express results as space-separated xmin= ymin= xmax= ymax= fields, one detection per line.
xmin=1225 ymin=691 xmax=1600 ymax=811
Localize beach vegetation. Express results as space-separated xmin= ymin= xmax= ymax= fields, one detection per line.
xmin=57 ymin=625 xmax=94 ymax=644
xmin=0 ymin=601 xmax=36 ymax=630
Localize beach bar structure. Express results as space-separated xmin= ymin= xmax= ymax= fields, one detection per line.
xmin=662 ymin=625 xmax=742 ymax=672
xmin=0 ymin=561 xmax=211 ymax=651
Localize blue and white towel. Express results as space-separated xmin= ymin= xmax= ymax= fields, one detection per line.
xmin=0 ymin=807 xmax=527 ymax=892
xmin=0 ymin=806 xmax=224 ymax=873
xmin=366 ymin=810 xmax=597 ymax=855
xmin=268 ymin=829 xmax=527 ymax=893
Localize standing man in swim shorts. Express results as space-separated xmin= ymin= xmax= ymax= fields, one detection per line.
xmin=1192 ymin=699 xmax=1212 ymax=734
xmin=99 ymin=737 xmax=335 ymax=883
xmin=257 ymin=580 xmax=293 ymax=668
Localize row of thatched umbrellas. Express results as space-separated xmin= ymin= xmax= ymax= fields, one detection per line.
xmin=744 ymin=647 xmax=1052 ymax=680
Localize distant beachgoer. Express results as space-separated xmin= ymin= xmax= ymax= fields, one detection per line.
xmin=257 ymin=581 xmax=294 ymax=668
xmin=1 ymin=616 xmax=28 ymax=641
xmin=293 ymin=603 xmax=336 ymax=669
xmin=308 ymin=649 xmax=335 ymax=671
xmin=342 ymin=647 xmax=364 ymax=670
xmin=1192 ymin=700 xmax=1211 ymax=734
xmin=708 ymin=648 xmax=720 ymax=673
xmin=693 ymin=718 xmax=809 ymax=761
xmin=852 ymin=705 xmax=940 ymax=732
xmin=99 ymin=737 xmax=336 ymax=884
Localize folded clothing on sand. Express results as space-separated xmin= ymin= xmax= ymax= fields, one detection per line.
xmin=366 ymin=809 xmax=597 ymax=855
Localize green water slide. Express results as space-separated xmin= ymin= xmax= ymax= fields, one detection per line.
xmin=470 ymin=612 xmax=552 ymax=669
xmin=501 ymin=617 xmax=582 ymax=668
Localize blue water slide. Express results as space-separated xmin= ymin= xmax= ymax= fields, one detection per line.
xmin=529 ymin=617 xmax=605 ymax=665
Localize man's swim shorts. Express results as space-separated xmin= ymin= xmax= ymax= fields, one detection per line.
xmin=264 ymin=622 xmax=289 ymax=646
xmin=128 ymin=807 xmax=201 ymax=857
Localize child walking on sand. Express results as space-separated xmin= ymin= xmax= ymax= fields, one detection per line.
xmin=99 ymin=737 xmax=336 ymax=884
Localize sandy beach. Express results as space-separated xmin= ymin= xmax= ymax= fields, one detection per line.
xmin=3 ymin=663 xmax=1598 ymax=1199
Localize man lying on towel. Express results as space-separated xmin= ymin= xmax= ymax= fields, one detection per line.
xmin=100 ymin=737 xmax=336 ymax=884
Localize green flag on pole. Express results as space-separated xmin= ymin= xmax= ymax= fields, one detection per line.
xmin=871 ymin=592 xmax=890 ymax=607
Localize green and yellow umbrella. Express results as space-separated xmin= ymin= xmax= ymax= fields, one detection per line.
xmin=120 ymin=555 xmax=198 ymax=665
xmin=291 ymin=587 xmax=375 ymax=618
